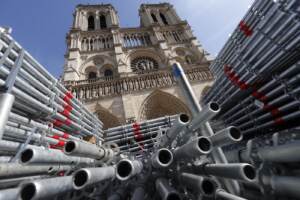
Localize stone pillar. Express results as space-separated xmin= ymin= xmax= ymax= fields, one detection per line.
xmin=74 ymin=9 xmax=79 ymax=28
xmin=110 ymin=9 xmax=118 ymax=26
xmin=95 ymin=11 xmax=100 ymax=29
xmin=63 ymin=50 xmax=81 ymax=81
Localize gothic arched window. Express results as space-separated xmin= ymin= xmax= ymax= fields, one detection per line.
xmin=88 ymin=71 xmax=97 ymax=79
xmin=151 ymin=13 xmax=158 ymax=22
xmin=131 ymin=57 xmax=159 ymax=73
xmin=100 ymin=15 xmax=107 ymax=29
xmin=160 ymin=13 xmax=168 ymax=25
xmin=88 ymin=16 xmax=95 ymax=30
xmin=104 ymin=69 xmax=113 ymax=77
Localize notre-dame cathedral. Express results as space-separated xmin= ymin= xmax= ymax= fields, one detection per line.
xmin=62 ymin=3 xmax=214 ymax=129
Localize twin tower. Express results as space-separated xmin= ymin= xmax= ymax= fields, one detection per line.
xmin=63 ymin=3 xmax=213 ymax=129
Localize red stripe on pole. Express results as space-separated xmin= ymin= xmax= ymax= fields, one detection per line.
xmin=132 ymin=123 xmax=144 ymax=149
xmin=60 ymin=104 xmax=73 ymax=118
xmin=63 ymin=91 xmax=73 ymax=104
xmin=58 ymin=171 xmax=65 ymax=176
xmin=62 ymin=133 xmax=69 ymax=139
xmin=64 ymin=119 xmax=71 ymax=126
xmin=52 ymin=140 xmax=65 ymax=147
xmin=239 ymin=21 xmax=253 ymax=37
xmin=224 ymin=65 xmax=284 ymax=125
xmin=52 ymin=135 xmax=60 ymax=140
xmin=53 ymin=118 xmax=72 ymax=127
xmin=53 ymin=119 xmax=63 ymax=127
xmin=50 ymin=140 xmax=65 ymax=149
xmin=274 ymin=117 xmax=284 ymax=125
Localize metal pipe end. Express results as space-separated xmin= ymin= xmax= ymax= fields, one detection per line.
xmin=228 ymin=126 xmax=242 ymax=141
xmin=208 ymin=102 xmax=220 ymax=113
xmin=197 ymin=137 xmax=212 ymax=154
xmin=166 ymin=192 xmax=181 ymax=200
xmin=48 ymin=166 xmax=55 ymax=174
xmin=64 ymin=141 xmax=76 ymax=154
xmin=179 ymin=113 xmax=190 ymax=124
xmin=201 ymin=179 xmax=216 ymax=196
xmin=20 ymin=149 xmax=34 ymax=164
xmin=242 ymin=164 xmax=256 ymax=181
xmin=73 ymin=169 xmax=89 ymax=190
xmin=116 ymin=159 xmax=133 ymax=181
xmin=157 ymin=148 xmax=173 ymax=167
xmin=20 ymin=183 xmax=36 ymax=200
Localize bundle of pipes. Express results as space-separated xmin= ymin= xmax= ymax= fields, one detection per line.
xmin=202 ymin=0 xmax=300 ymax=138
xmin=0 ymin=28 xmax=119 ymax=199
xmin=1 ymin=0 xmax=300 ymax=199
xmin=0 ymin=29 xmax=104 ymax=142
xmin=104 ymin=115 xmax=176 ymax=153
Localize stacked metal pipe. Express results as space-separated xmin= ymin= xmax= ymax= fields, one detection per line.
xmin=0 ymin=27 xmax=116 ymax=200
xmin=104 ymin=115 xmax=176 ymax=154
xmin=1 ymin=0 xmax=300 ymax=199
xmin=203 ymin=0 xmax=300 ymax=138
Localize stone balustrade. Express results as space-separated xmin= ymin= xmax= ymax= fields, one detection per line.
xmin=64 ymin=67 xmax=213 ymax=101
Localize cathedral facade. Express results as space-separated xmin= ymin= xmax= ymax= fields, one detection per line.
xmin=62 ymin=3 xmax=214 ymax=129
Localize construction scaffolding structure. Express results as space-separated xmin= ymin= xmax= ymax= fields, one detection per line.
xmin=0 ymin=0 xmax=299 ymax=199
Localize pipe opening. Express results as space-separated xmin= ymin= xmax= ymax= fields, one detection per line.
xmin=179 ymin=114 xmax=189 ymax=123
xmin=21 ymin=149 xmax=33 ymax=163
xmin=202 ymin=179 xmax=215 ymax=195
xmin=209 ymin=102 xmax=220 ymax=112
xmin=229 ymin=127 xmax=242 ymax=140
xmin=243 ymin=165 xmax=256 ymax=180
xmin=48 ymin=166 xmax=54 ymax=173
xmin=21 ymin=183 xmax=36 ymax=200
xmin=167 ymin=192 xmax=181 ymax=200
xmin=198 ymin=138 xmax=211 ymax=152
xmin=117 ymin=160 xmax=132 ymax=179
xmin=74 ymin=170 xmax=88 ymax=188
xmin=65 ymin=141 xmax=76 ymax=153
xmin=158 ymin=149 xmax=172 ymax=165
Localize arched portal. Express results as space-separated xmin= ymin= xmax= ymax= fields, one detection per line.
xmin=138 ymin=90 xmax=191 ymax=121
xmin=95 ymin=106 xmax=121 ymax=130
xmin=104 ymin=69 xmax=113 ymax=77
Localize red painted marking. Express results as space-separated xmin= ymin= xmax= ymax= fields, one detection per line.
xmin=239 ymin=21 xmax=253 ymax=37
xmin=274 ymin=117 xmax=284 ymax=125
xmin=224 ymin=65 xmax=284 ymax=125
xmin=60 ymin=104 xmax=73 ymax=118
xmin=52 ymin=135 xmax=60 ymax=140
xmin=270 ymin=108 xmax=280 ymax=117
xmin=55 ymin=140 xmax=65 ymax=147
xmin=62 ymin=133 xmax=70 ymax=139
xmin=53 ymin=118 xmax=72 ymax=127
xmin=132 ymin=123 xmax=144 ymax=150
xmin=58 ymin=171 xmax=65 ymax=176
xmin=63 ymin=91 xmax=73 ymax=104
xmin=53 ymin=119 xmax=63 ymax=127
xmin=64 ymin=119 xmax=71 ymax=126
xmin=239 ymin=81 xmax=249 ymax=90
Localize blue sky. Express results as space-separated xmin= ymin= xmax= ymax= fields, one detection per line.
xmin=0 ymin=0 xmax=254 ymax=78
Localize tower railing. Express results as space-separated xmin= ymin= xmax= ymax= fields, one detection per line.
xmin=64 ymin=67 xmax=213 ymax=100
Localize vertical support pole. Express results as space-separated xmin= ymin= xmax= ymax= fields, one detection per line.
xmin=0 ymin=47 xmax=24 ymax=140
xmin=172 ymin=62 xmax=240 ymax=195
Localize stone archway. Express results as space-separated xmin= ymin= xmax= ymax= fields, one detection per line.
xmin=95 ymin=106 xmax=121 ymax=130
xmin=138 ymin=90 xmax=191 ymax=121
